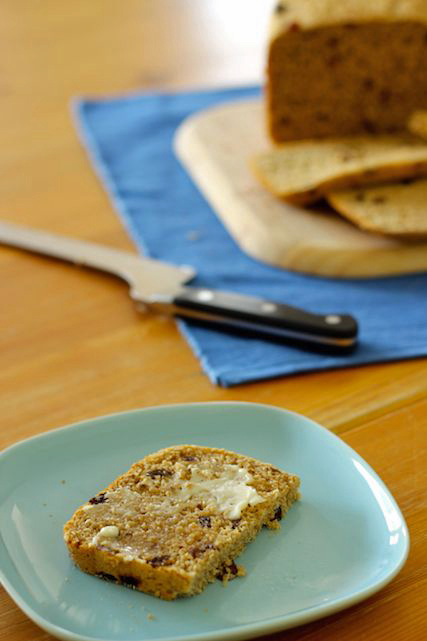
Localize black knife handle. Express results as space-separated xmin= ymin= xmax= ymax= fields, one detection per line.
xmin=153 ymin=287 xmax=358 ymax=350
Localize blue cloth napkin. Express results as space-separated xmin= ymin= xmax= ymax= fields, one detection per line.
xmin=75 ymin=86 xmax=427 ymax=386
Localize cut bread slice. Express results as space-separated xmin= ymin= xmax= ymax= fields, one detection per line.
xmin=327 ymin=179 xmax=427 ymax=238
xmin=64 ymin=445 xmax=300 ymax=600
xmin=251 ymin=135 xmax=427 ymax=205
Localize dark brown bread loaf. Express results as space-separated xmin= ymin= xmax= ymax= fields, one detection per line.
xmin=267 ymin=1 xmax=427 ymax=142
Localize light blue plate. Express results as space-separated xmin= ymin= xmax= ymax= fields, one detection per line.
xmin=0 ymin=402 xmax=409 ymax=641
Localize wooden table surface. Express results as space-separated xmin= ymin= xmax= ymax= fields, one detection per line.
xmin=0 ymin=1 xmax=426 ymax=640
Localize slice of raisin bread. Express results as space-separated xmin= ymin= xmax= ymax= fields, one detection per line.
xmin=327 ymin=179 xmax=427 ymax=238
xmin=64 ymin=445 xmax=300 ymax=600
xmin=268 ymin=1 xmax=427 ymax=142
xmin=251 ymin=134 xmax=427 ymax=205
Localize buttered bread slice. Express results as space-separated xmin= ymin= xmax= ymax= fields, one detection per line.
xmin=64 ymin=445 xmax=300 ymax=600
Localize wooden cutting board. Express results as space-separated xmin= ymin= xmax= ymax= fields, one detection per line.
xmin=174 ymin=98 xmax=427 ymax=278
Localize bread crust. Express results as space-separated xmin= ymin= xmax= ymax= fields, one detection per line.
xmin=270 ymin=1 xmax=427 ymax=40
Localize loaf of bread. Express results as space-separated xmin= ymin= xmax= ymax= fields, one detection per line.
xmin=64 ymin=445 xmax=300 ymax=600
xmin=267 ymin=1 xmax=427 ymax=142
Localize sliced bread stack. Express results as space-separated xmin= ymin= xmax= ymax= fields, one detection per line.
xmin=251 ymin=131 xmax=427 ymax=238
xmin=252 ymin=128 xmax=427 ymax=239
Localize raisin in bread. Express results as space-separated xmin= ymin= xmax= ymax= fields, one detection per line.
xmin=64 ymin=445 xmax=300 ymax=600
xmin=267 ymin=1 xmax=427 ymax=142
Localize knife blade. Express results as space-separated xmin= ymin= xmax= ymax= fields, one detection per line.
xmin=0 ymin=221 xmax=358 ymax=350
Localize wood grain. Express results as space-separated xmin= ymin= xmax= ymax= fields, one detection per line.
xmin=0 ymin=1 xmax=426 ymax=640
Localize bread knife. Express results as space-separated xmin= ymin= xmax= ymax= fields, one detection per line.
xmin=0 ymin=221 xmax=358 ymax=350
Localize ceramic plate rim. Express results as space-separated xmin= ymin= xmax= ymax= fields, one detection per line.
xmin=0 ymin=401 xmax=410 ymax=641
